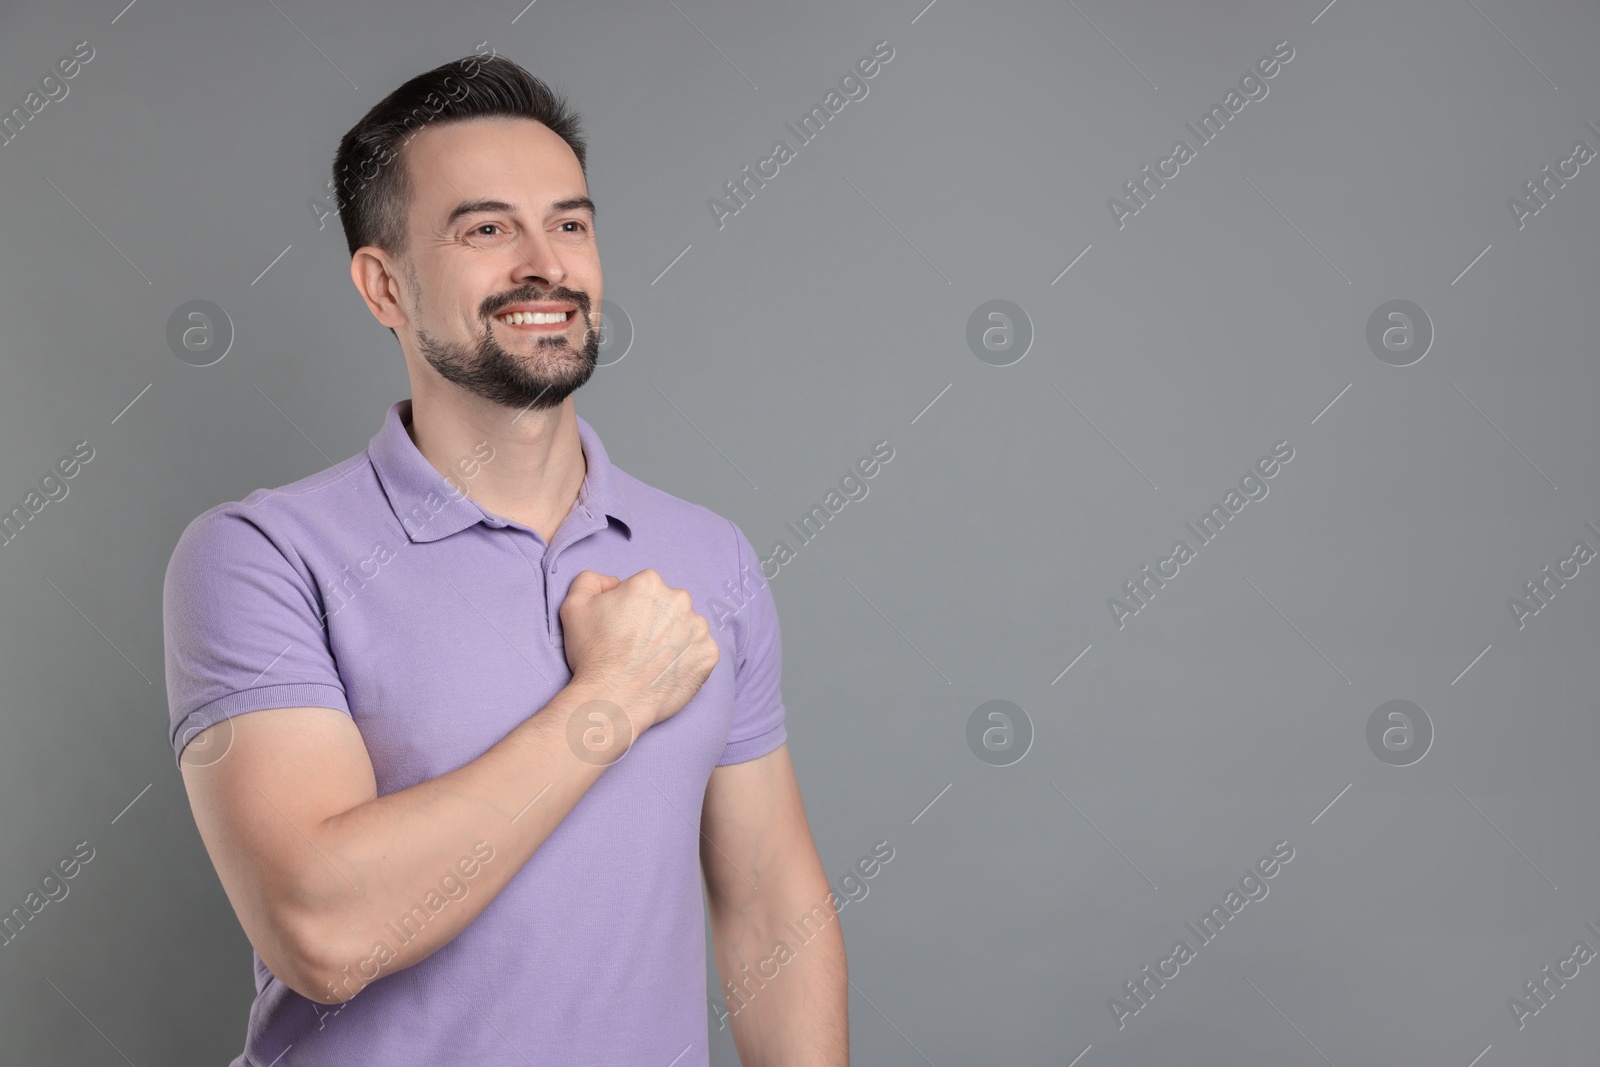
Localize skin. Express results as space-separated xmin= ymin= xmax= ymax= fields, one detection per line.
xmin=340 ymin=114 xmax=849 ymax=1062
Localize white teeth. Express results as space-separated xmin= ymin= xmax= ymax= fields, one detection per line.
xmin=500 ymin=311 xmax=568 ymax=325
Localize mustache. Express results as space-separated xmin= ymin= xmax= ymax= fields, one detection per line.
xmin=481 ymin=287 xmax=591 ymax=319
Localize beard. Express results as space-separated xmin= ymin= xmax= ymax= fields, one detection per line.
xmin=416 ymin=288 xmax=599 ymax=414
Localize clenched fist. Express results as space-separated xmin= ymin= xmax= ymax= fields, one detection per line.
xmin=558 ymin=568 xmax=720 ymax=733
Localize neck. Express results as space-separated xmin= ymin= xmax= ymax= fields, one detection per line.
xmin=403 ymin=386 xmax=586 ymax=544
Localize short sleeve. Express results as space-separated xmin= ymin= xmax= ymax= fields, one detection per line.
xmin=163 ymin=508 xmax=350 ymax=767
xmin=716 ymin=520 xmax=788 ymax=766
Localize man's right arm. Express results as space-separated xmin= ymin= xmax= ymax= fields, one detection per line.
xmin=180 ymin=675 xmax=634 ymax=1006
xmin=176 ymin=564 xmax=718 ymax=1006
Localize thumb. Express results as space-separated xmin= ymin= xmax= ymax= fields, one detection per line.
xmin=565 ymin=569 xmax=620 ymax=602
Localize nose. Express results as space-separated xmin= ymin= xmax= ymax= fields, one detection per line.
xmin=510 ymin=227 xmax=567 ymax=289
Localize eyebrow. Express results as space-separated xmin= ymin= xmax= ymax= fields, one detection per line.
xmin=444 ymin=196 xmax=597 ymax=227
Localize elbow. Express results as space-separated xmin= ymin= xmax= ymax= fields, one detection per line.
xmin=275 ymin=874 xmax=405 ymax=1005
xmin=259 ymin=947 xmax=338 ymax=1006
xmin=250 ymin=943 xmax=344 ymax=1005
xmin=284 ymin=967 xmax=346 ymax=1006
xmin=276 ymin=909 xmax=361 ymax=1005
xmin=284 ymin=945 xmax=357 ymax=1006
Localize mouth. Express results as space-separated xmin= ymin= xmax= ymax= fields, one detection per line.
xmin=495 ymin=308 xmax=578 ymax=332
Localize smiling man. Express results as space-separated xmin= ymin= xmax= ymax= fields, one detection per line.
xmin=163 ymin=53 xmax=846 ymax=1066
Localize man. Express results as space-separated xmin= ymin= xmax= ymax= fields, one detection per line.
xmin=163 ymin=51 xmax=847 ymax=1066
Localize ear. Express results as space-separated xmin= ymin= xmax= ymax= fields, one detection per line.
xmin=351 ymin=248 xmax=409 ymax=330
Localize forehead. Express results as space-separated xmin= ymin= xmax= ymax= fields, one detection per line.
xmin=402 ymin=116 xmax=586 ymax=220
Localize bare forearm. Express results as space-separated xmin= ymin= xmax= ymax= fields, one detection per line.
xmin=298 ymin=678 xmax=638 ymax=1002
xmin=711 ymin=890 xmax=850 ymax=1066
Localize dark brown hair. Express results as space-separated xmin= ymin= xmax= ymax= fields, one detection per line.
xmin=332 ymin=53 xmax=587 ymax=260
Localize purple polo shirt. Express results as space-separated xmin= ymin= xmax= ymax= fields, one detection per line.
xmin=163 ymin=398 xmax=786 ymax=1067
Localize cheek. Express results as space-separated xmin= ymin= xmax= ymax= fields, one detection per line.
xmin=566 ymin=250 xmax=601 ymax=300
xmin=576 ymin=275 xmax=602 ymax=318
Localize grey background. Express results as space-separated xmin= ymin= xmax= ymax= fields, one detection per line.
xmin=1 ymin=0 xmax=1597 ymax=1063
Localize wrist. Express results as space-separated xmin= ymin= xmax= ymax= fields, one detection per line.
xmin=565 ymin=675 xmax=652 ymax=739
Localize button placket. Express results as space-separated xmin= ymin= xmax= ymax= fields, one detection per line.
xmin=544 ymin=505 xmax=604 ymax=645
xmin=507 ymin=532 xmax=551 ymax=640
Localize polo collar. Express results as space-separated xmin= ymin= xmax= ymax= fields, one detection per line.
xmin=368 ymin=399 xmax=633 ymax=544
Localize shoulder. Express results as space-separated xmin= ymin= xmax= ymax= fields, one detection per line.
xmin=608 ymin=466 xmax=752 ymax=569
xmin=168 ymin=451 xmax=384 ymax=575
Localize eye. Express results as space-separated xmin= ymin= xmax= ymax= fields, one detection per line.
xmin=474 ymin=223 xmax=504 ymax=236
xmin=558 ymin=220 xmax=589 ymax=234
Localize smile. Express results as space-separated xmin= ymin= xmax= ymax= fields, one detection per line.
xmin=497 ymin=310 xmax=571 ymax=327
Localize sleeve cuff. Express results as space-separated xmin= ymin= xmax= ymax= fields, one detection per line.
xmin=172 ymin=682 xmax=351 ymax=767
xmin=715 ymin=718 xmax=787 ymax=766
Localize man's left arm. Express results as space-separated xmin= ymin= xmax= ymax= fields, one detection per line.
xmin=702 ymin=742 xmax=848 ymax=1066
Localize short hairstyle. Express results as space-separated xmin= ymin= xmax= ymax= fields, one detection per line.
xmin=332 ymin=53 xmax=587 ymax=261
